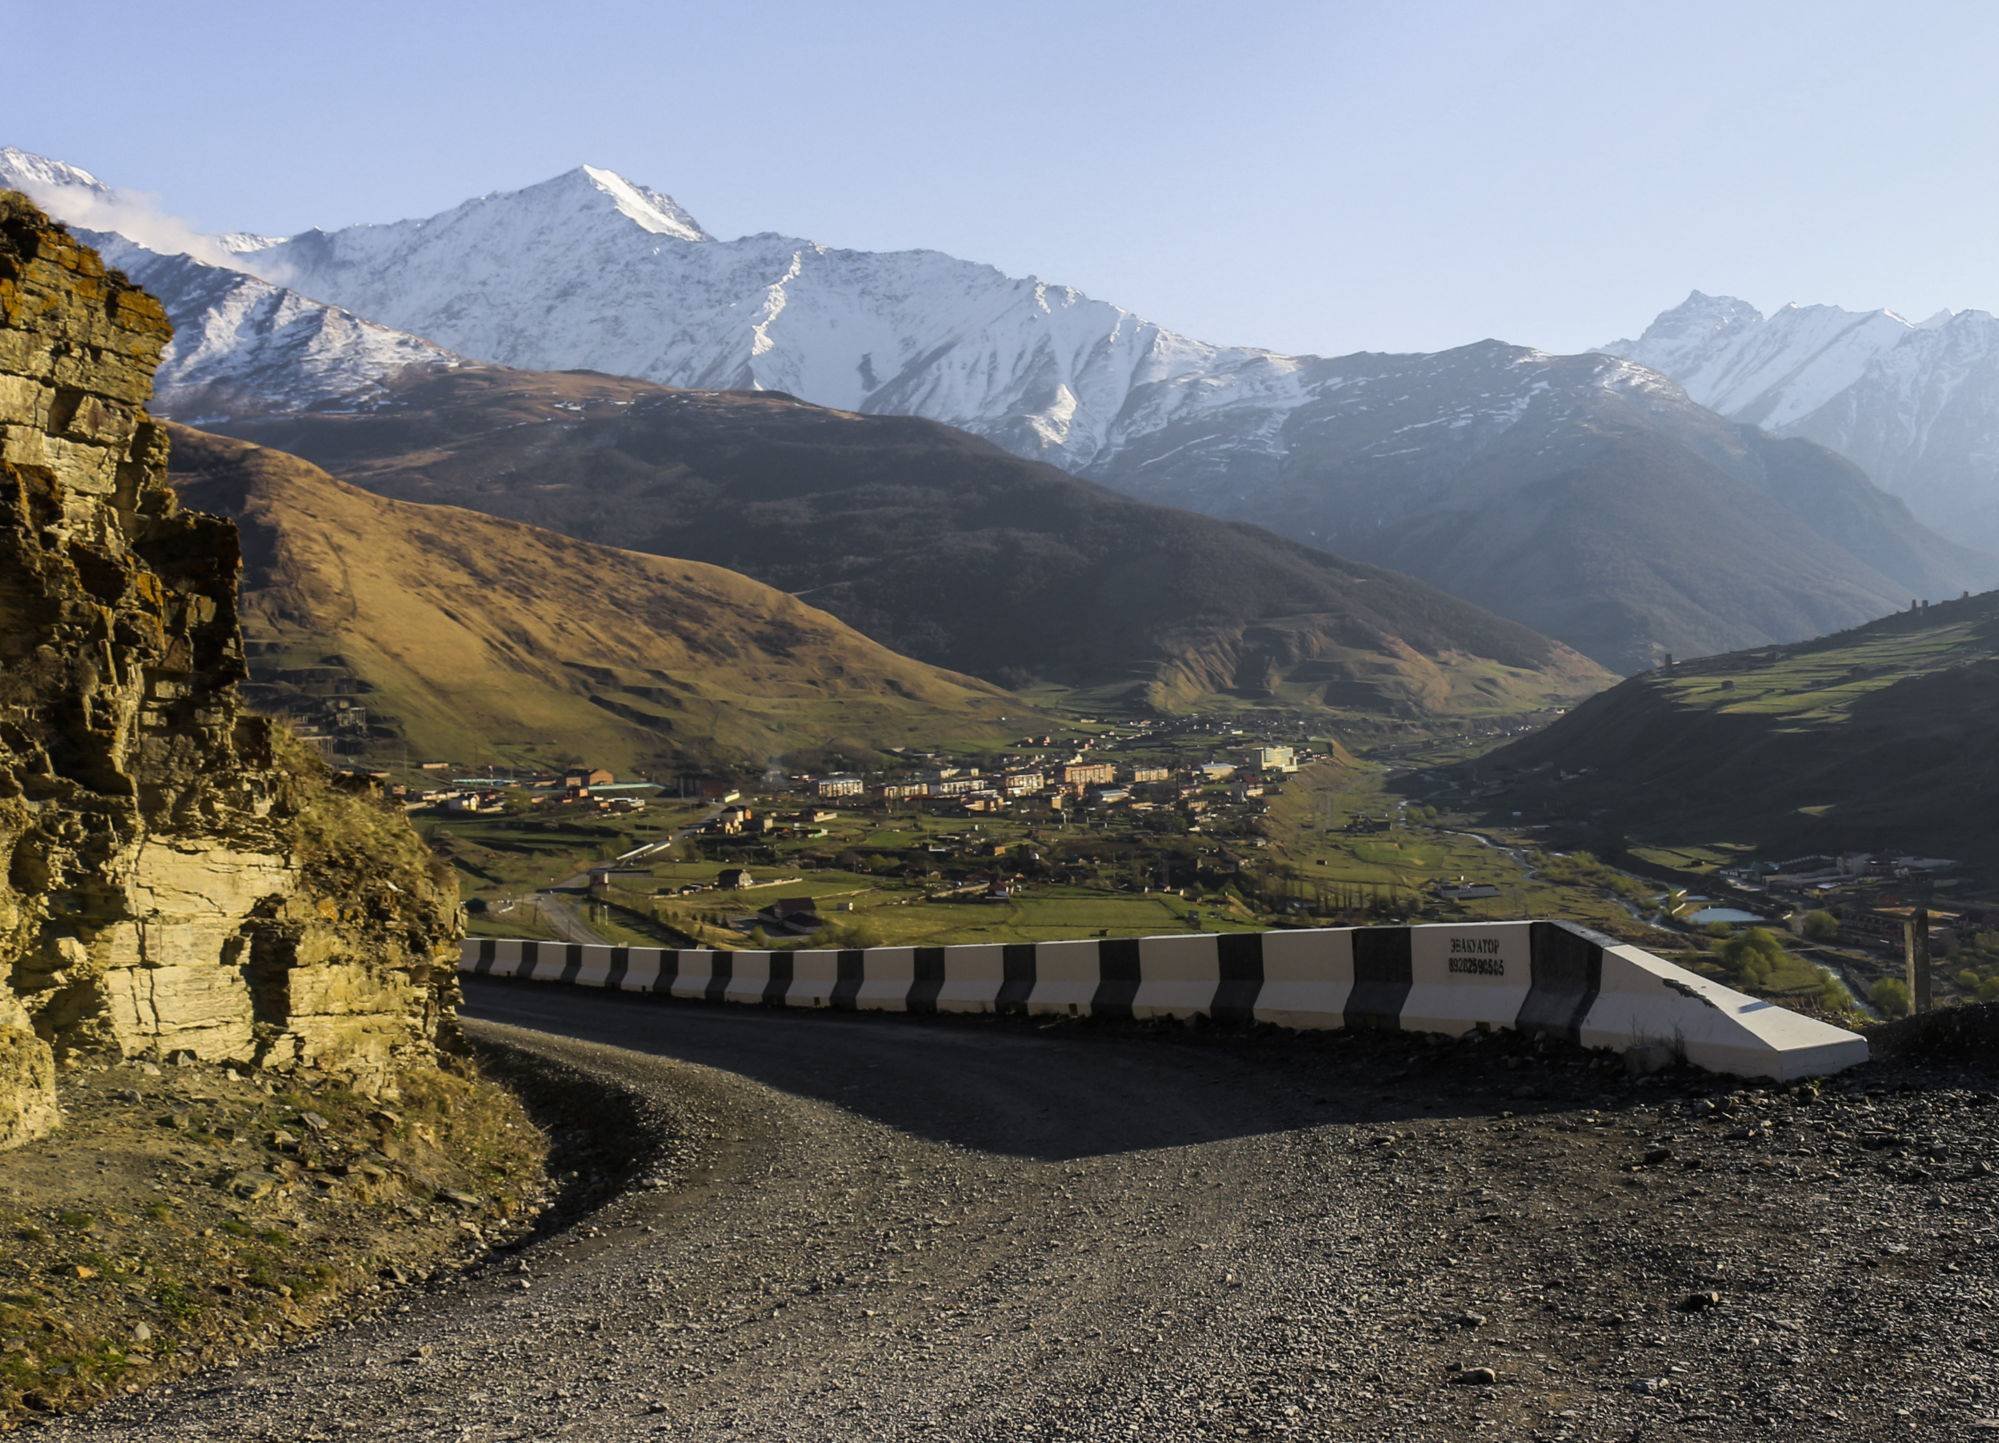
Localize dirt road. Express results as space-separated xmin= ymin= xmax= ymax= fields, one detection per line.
xmin=37 ymin=981 xmax=1999 ymax=1441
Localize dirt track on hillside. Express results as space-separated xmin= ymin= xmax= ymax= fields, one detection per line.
xmin=34 ymin=982 xmax=1999 ymax=1441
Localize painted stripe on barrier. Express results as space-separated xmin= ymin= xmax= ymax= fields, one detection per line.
xmin=670 ymin=950 xmax=714 ymax=1002
xmin=938 ymin=945 xmax=1005 ymax=1013
xmin=908 ymin=947 xmax=947 ymax=1015
xmin=724 ymin=951 xmax=773 ymax=1006
xmin=492 ymin=939 xmax=522 ymax=978
xmin=706 ymin=951 xmax=736 ymax=1004
xmin=573 ymin=944 xmax=614 ymax=988
xmin=619 ymin=948 xmax=663 ymax=992
xmin=997 ymin=943 xmax=1036 ymax=1015
xmin=790 ymin=949 xmax=838 ymax=1007
xmin=1091 ymin=937 xmax=1144 ymax=1020
xmin=1257 ymin=928 xmax=1351 ymax=1027
xmin=764 ymin=950 xmax=794 ymax=1006
xmin=1131 ymin=934 xmax=1219 ymax=1020
xmin=528 ymin=942 xmax=571 ymax=984
xmin=1344 ymin=927 xmax=1413 ymax=1030
xmin=558 ymin=944 xmax=586 ymax=985
xmin=605 ymin=946 xmax=630 ymax=991
xmin=855 ymin=947 xmax=915 ymax=1012
xmin=1212 ymin=931 xmax=1263 ymax=1024
xmin=474 ymin=938 xmax=497 ymax=976
xmin=1517 ymin=922 xmax=1603 ymax=1044
xmin=1028 ymin=939 xmax=1100 ymax=1016
xmin=832 ymin=949 xmax=865 ymax=1010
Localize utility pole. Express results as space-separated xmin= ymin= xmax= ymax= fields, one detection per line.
xmin=1903 ymin=908 xmax=1933 ymax=1014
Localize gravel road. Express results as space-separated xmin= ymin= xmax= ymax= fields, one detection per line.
xmin=35 ymin=980 xmax=1999 ymax=1441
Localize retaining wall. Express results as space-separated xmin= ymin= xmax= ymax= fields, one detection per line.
xmin=462 ymin=921 xmax=1868 ymax=1080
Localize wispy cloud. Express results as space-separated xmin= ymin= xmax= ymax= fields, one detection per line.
xmin=6 ymin=163 xmax=255 ymax=272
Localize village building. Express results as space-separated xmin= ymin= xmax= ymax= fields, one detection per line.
xmin=563 ymin=766 xmax=615 ymax=789
xmin=754 ymin=896 xmax=824 ymax=936
xmin=1060 ymin=760 xmax=1115 ymax=791
xmin=717 ymin=867 xmax=755 ymax=890
xmin=1244 ymin=745 xmax=1298 ymax=773
xmin=1128 ymin=765 xmax=1170 ymax=784
xmin=816 ymin=774 xmax=866 ymax=799
xmin=1002 ymin=769 xmax=1046 ymax=797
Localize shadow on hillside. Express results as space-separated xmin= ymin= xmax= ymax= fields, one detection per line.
xmin=462 ymin=977 xmax=1713 ymax=1162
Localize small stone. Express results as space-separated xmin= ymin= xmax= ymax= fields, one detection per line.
xmin=1452 ymin=1366 xmax=1498 ymax=1387
xmin=132 ymin=1322 xmax=151 ymax=1344
xmin=227 ymin=1169 xmax=283 ymax=1200
xmin=1676 ymin=1290 xmax=1722 ymax=1313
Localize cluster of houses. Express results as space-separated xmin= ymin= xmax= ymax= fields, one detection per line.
xmin=798 ymin=744 xmax=1300 ymax=818
xmin=392 ymin=763 xmax=649 ymax=817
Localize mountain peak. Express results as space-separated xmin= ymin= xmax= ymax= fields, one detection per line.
xmin=556 ymin=164 xmax=708 ymax=242
xmin=0 ymin=146 xmax=109 ymax=200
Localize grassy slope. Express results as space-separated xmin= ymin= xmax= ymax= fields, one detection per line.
xmin=1463 ymin=591 xmax=1999 ymax=868
xmin=207 ymin=367 xmax=1610 ymax=721
xmin=167 ymin=427 xmax=1041 ymax=772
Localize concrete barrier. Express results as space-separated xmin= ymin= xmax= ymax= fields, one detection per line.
xmin=460 ymin=921 xmax=1868 ymax=1079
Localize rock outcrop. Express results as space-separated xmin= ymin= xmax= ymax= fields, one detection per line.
xmin=0 ymin=191 xmax=458 ymax=1148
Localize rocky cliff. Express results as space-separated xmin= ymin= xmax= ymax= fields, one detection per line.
xmin=0 ymin=191 xmax=457 ymax=1149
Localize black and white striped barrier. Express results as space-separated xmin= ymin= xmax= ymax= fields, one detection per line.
xmin=460 ymin=921 xmax=1867 ymax=1080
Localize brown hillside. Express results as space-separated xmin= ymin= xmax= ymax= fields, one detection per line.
xmin=206 ymin=366 xmax=1612 ymax=720
xmin=167 ymin=426 xmax=1040 ymax=773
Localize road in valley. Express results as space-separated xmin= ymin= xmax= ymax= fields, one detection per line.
xmin=37 ymin=981 xmax=1999 ymax=1441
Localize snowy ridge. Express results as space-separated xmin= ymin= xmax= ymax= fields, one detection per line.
xmin=1610 ymin=292 xmax=1999 ymax=542
xmin=237 ymin=163 xmax=1268 ymax=472
xmin=9 ymin=145 xmax=1990 ymax=662
xmin=0 ymin=146 xmax=111 ymax=199
xmin=80 ymin=231 xmax=458 ymax=416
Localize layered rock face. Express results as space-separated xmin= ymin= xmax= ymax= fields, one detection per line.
xmin=0 ymin=192 xmax=457 ymax=1148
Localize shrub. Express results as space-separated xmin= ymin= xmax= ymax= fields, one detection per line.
xmin=1869 ymin=977 xmax=1912 ymax=1018
xmin=1800 ymin=910 xmax=1839 ymax=944
xmin=1719 ymin=927 xmax=1791 ymax=990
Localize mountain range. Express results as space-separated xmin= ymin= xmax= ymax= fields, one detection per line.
xmin=4 ymin=146 xmax=1990 ymax=673
xmin=202 ymin=365 xmax=1610 ymax=718
xmin=1609 ymin=291 xmax=1999 ymax=548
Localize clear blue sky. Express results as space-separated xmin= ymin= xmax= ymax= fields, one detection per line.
xmin=10 ymin=0 xmax=1998 ymax=355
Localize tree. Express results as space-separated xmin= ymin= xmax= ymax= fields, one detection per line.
xmin=1719 ymin=927 xmax=1792 ymax=991
xmin=1869 ymin=977 xmax=1912 ymax=1018
xmin=1800 ymin=910 xmax=1839 ymax=944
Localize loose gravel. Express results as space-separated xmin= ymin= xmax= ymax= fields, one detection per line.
xmin=32 ymin=981 xmax=1999 ymax=1442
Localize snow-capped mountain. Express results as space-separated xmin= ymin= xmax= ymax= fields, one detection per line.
xmin=1084 ymin=339 xmax=1996 ymax=672
xmin=8 ymin=145 xmax=1991 ymax=670
xmin=82 ymin=233 xmax=458 ymax=418
xmin=1 ymin=149 xmax=456 ymax=416
xmin=227 ymin=162 xmax=1257 ymax=472
xmin=1609 ymin=292 xmax=1999 ymax=545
